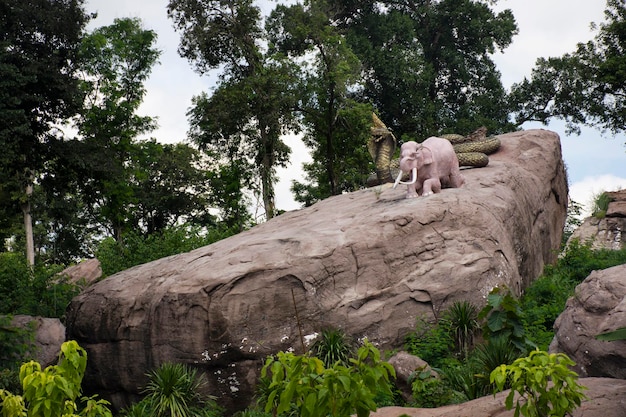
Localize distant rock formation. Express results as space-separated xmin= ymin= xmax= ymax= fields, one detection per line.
xmin=567 ymin=189 xmax=626 ymax=250
xmin=65 ymin=129 xmax=567 ymax=413
xmin=550 ymin=263 xmax=626 ymax=379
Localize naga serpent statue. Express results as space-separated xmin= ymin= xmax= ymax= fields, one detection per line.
xmin=366 ymin=115 xmax=501 ymax=187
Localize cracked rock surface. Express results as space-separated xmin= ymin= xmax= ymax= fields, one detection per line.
xmin=66 ymin=129 xmax=568 ymax=414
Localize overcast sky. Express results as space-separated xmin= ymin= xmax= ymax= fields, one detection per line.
xmin=84 ymin=0 xmax=626 ymax=216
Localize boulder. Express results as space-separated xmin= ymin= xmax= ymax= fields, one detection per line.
xmin=57 ymin=258 xmax=102 ymax=287
xmin=10 ymin=315 xmax=65 ymax=367
xmin=550 ymin=264 xmax=626 ymax=378
xmin=65 ymin=129 xmax=568 ymax=413
xmin=387 ymin=351 xmax=438 ymax=403
xmin=368 ymin=377 xmax=626 ymax=417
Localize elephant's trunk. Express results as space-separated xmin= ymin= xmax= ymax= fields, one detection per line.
xmin=393 ymin=167 xmax=417 ymax=189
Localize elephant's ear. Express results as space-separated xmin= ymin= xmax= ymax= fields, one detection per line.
xmin=422 ymin=147 xmax=434 ymax=165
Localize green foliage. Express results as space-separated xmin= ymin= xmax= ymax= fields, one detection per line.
xmin=310 ymin=328 xmax=355 ymax=368
xmin=0 ymin=340 xmax=112 ymax=417
xmin=442 ymin=301 xmax=479 ymax=358
xmin=562 ymin=198 xmax=583 ymax=246
xmin=408 ymin=367 xmax=456 ymax=408
xmin=0 ymin=253 xmax=81 ymax=318
xmin=121 ymin=362 xmax=222 ymax=417
xmin=509 ymin=0 xmax=626 ymax=136
xmin=591 ymin=191 xmax=612 ymax=219
xmin=490 ymin=350 xmax=587 ymax=417
xmin=478 ymin=286 xmax=534 ymax=354
xmin=96 ymin=225 xmax=236 ymax=276
xmin=443 ymin=337 xmax=521 ymax=401
xmin=404 ymin=316 xmax=454 ymax=369
xmin=0 ymin=316 xmax=35 ymax=373
xmin=261 ymin=340 xmax=395 ymax=417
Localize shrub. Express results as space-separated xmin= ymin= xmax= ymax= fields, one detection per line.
xmin=408 ymin=367 xmax=456 ymax=408
xmin=405 ymin=316 xmax=453 ymax=369
xmin=478 ymin=286 xmax=534 ymax=354
xmin=0 ymin=340 xmax=112 ymax=417
xmin=591 ymin=191 xmax=612 ymax=219
xmin=96 ymin=225 xmax=236 ymax=276
xmin=261 ymin=340 xmax=395 ymax=417
xmin=490 ymin=350 xmax=586 ymax=417
xmin=0 ymin=253 xmax=80 ymax=318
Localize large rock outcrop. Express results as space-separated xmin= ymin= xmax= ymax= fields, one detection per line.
xmin=550 ymin=263 xmax=626 ymax=378
xmin=65 ymin=130 xmax=567 ymax=413
xmin=567 ymin=189 xmax=626 ymax=250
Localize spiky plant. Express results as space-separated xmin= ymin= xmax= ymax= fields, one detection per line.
xmin=141 ymin=362 xmax=219 ymax=417
xmin=443 ymin=300 xmax=479 ymax=358
xmin=310 ymin=327 xmax=355 ymax=367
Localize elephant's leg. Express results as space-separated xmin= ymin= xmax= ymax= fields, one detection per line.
xmin=405 ymin=183 xmax=419 ymax=198
xmin=449 ymin=172 xmax=465 ymax=188
xmin=421 ymin=178 xmax=441 ymax=196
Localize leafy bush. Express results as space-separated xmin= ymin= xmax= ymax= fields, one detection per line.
xmin=491 ymin=350 xmax=587 ymax=417
xmin=261 ymin=340 xmax=395 ymax=417
xmin=478 ymin=286 xmax=535 ymax=354
xmin=408 ymin=367 xmax=456 ymax=408
xmin=96 ymin=225 xmax=236 ymax=276
xmin=0 ymin=253 xmax=80 ymax=318
xmin=405 ymin=316 xmax=453 ymax=369
xmin=0 ymin=340 xmax=112 ymax=417
xmin=591 ymin=191 xmax=612 ymax=219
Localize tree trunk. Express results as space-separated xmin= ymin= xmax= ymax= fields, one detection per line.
xmin=22 ymin=183 xmax=35 ymax=267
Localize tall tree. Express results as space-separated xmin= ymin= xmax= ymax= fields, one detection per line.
xmin=509 ymin=0 xmax=626 ymax=136
xmin=167 ymin=0 xmax=298 ymax=220
xmin=267 ymin=0 xmax=374 ymax=203
xmin=331 ymin=0 xmax=518 ymax=138
xmin=75 ymin=17 xmax=160 ymax=240
xmin=0 ymin=0 xmax=90 ymax=265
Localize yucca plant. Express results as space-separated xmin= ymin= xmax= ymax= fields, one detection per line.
xmin=310 ymin=327 xmax=355 ymax=367
xmin=443 ymin=300 xmax=479 ymax=358
xmin=138 ymin=362 xmax=221 ymax=417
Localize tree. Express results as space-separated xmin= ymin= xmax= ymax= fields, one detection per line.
xmin=331 ymin=0 xmax=519 ymax=138
xmin=509 ymin=0 xmax=626 ymax=136
xmin=267 ymin=0 xmax=374 ymax=203
xmin=0 ymin=0 xmax=90 ymax=265
xmin=168 ymin=0 xmax=298 ymax=220
xmin=75 ymin=17 xmax=160 ymax=240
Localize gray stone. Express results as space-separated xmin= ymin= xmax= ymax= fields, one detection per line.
xmin=10 ymin=315 xmax=65 ymax=367
xmin=550 ymin=264 xmax=626 ymax=378
xmin=65 ymin=129 xmax=568 ymax=413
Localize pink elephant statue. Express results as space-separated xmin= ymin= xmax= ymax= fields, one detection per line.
xmin=393 ymin=137 xmax=465 ymax=198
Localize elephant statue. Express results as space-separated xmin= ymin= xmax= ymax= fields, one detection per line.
xmin=367 ymin=113 xmax=397 ymax=186
xmin=393 ymin=137 xmax=465 ymax=198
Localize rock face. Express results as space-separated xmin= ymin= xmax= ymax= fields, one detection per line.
xmin=65 ymin=130 xmax=568 ymax=413
xmin=567 ymin=189 xmax=626 ymax=250
xmin=550 ymin=264 xmax=626 ymax=378
xmin=369 ymin=377 xmax=626 ymax=417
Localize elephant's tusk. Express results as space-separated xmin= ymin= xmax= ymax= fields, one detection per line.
xmin=397 ymin=167 xmax=418 ymax=185
xmin=393 ymin=169 xmax=404 ymax=189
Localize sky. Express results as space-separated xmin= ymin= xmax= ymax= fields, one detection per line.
xmin=84 ymin=0 xmax=626 ymax=217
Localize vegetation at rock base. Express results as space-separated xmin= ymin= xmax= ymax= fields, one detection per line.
xmin=491 ymin=350 xmax=587 ymax=417
xmin=119 ymin=363 xmax=222 ymax=417
xmin=0 ymin=340 xmax=112 ymax=417
xmin=260 ymin=340 xmax=395 ymax=417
